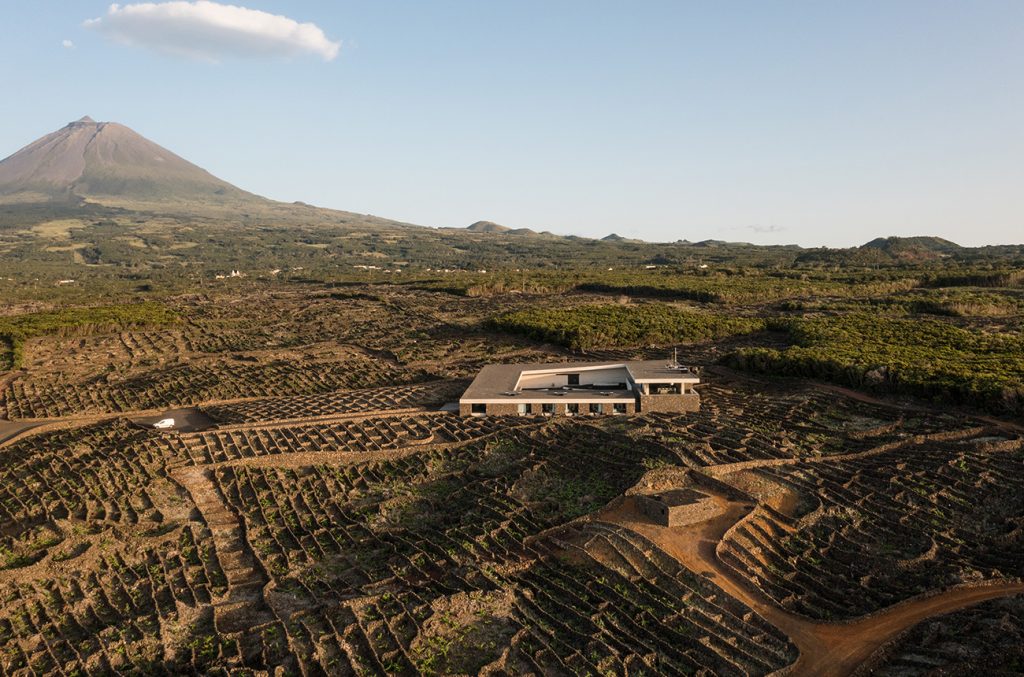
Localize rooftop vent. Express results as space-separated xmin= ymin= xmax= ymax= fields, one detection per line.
xmin=502 ymin=391 xmax=518 ymax=396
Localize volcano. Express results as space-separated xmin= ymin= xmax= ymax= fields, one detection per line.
xmin=0 ymin=116 xmax=258 ymax=204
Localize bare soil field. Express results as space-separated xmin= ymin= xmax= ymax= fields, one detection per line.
xmin=0 ymin=286 xmax=1020 ymax=675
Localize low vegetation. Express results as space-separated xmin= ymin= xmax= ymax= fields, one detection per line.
xmin=2 ymin=198 xmax=1024 ymax=675
xmin=0 ymin=302 xmax=178 ymax=370
xmin=489 ymin=303 xmax=765 ymax=350
xmin=728 ymin=315 xmax=1024 ymax=415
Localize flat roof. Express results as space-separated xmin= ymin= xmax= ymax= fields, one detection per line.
xmin=460 ymin=359 xmax=699 ymax=403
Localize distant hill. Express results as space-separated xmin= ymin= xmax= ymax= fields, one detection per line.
xmin=602 ymin=233 xmax=643 ymax=243
xmin=466 ymin=221 xmax=538 ymax=236
xmin=466 ymin=220 xmax=510 ymax=233
xmin=860 ymin=236 xmax=963 ymax=262
xmin=0 ymin=116 xmax=260 ymax=205
xmin=1 ymin=118 xmax=1021 ymax=281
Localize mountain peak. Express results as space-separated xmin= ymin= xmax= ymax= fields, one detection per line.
xmin=0 ymin=117 xmax=259 ymax=204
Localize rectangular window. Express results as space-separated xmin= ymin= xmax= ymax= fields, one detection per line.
xmin=517 ymin=403 xmax=528 ymax=415
xmin=566 ymin=403 xmax=579 ymax=415
xmin=589 ymin=403 xmax=603 ymax=414
xmin=613 ymin=403 xmax=627 ymax=414
xmin=471 ymin=403 xmax=486 ymax=414
xmin=567 ymin=374 xmax=580 ymax=386
xmin=542 ymin=403 xmax=555 ymax=415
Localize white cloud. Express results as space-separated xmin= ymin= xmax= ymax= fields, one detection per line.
xmin=62 ymin=39 xmax=75 ymax=48
xmin=84 ymin=2 xmax=340 ymax=62
xmin=746 ymin=224 xmax=786 ymax=234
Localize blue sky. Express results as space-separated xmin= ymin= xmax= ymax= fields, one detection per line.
xmin=1 ymin=1 xmax=1022 ymax=246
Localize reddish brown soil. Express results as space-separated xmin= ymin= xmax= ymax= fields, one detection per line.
xmin=0 ymin=419 xmax=39 ymax=445
xmin=597 ymin=495 xmax=1024 ymax=676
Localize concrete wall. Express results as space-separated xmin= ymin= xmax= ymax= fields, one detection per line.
xmin=487 ymin=403 xmax=522 ymax=416
xmin=459 ymin=402 xmax=521 ymax=416
xmin=639 ymin=393 xmax=700 ymax=414
xmin=460 ymin=400 xmax=635 ymax=417
xmin=517 ymin=366 xmax=630 ymax=390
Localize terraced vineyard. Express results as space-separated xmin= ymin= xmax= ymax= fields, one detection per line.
xmin=4 ymin=352 xmax=427 ymax=419
xmin=720 ymin=432 xmax=1024 ymax=619
xmin=0 ymin=284 xmax=1021 ymax=675
xmin=0 ymin=420 xmax=180 ymax=548
xmin=629 ymin=374 xmax=971 ymax=465
xmin=869 ymin=594 xmax=1024 ymax=675
xmin=179 ymin=412 xmax=536 ymax=464
xmin=203 ymin=382 xmax=467 ymax=425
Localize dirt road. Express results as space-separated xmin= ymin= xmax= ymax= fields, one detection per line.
xmin=0 ymin=419 xmax=40 ymax=446
xmin=132 ymin=407 xmax=217 ymax=432
xmin=597 ymin=496 xmax=1024 ymax=676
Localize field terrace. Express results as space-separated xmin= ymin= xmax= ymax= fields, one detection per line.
xmin=0 ymin=289 xmax=567 ymax=420
xmin=868 ymin=593 xmax=1024 ymax=674
xmin=0 ymin=286 xmax=1021 ymax=674
xmin=719 ymin=431 xmax=1024 ymax=620
xmin=627 ymin=371 xmax=974 ymax=466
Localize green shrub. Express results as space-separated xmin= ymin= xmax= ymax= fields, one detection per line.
xmin=489 ymin=304 xmax=765 ymax=350
xmin=0 ymin=302 xmax=179 ymax=370
xmin=728 ymin=315 xmax=1024 ymax=415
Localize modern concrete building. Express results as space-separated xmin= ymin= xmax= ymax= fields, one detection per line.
xmin=459 ymin=359 xmax=699 ymax=417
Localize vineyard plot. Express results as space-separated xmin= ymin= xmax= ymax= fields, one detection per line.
xmin=719 ymin=433 xmax=1024 ymax=620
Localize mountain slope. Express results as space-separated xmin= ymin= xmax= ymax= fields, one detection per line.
xmin=0 ymin=117 xmax=257 ymax=204
xmin=466 ymin=220 xmax=510 ymax=233
xmin=860 ymin=236 xmax=963 ymax=262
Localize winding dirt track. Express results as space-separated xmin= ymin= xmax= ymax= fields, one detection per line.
xmin=598 ymin=496 xmax=1024 ymax=676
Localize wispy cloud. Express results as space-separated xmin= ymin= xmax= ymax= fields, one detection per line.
xmin=62 ymin=39 xmax=75 ymax=49
xmin=746 ymin=224 xmax=786 ymax=234
xmin=84 ymin=2 xmax=340 ymax=62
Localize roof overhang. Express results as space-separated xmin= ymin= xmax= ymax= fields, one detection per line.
xmin=631 ymin=376 xmax=700 ymax=384
xmin=461 ymin=395 xmax=636 ymax=404
xmin=514 ymin=363 xmax=631 ymax=390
